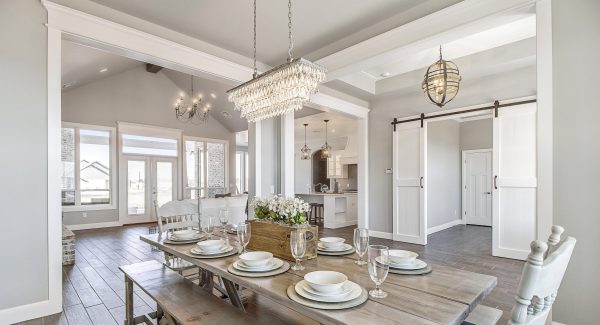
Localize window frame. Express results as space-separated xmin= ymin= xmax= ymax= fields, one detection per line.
xmin=183 ymin=136 xmax=229 ymax=198
xmin=61 ymin=122 xmax=117 ymax=212
xmin=236 ymin=149 xmax=249 ymax=194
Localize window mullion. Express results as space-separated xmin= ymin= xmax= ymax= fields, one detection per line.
xmin=74 ymin=128 xmax=81 ymax=206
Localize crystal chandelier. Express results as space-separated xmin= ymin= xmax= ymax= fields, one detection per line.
xmin=175 ymin=75 xmax=211 ymax=123
xmin=321 ymin=120 xmax=331 ymax=159
xmin=421 ymin=46 xmax=461 ymax=108
xmin=300 ymin=123 xmax=311 ymax=160
xmin=226 ymin=0 xmax=327 ymax=122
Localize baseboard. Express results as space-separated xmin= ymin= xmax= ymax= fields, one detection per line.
xmin=427 ymin=219 xmax=463 ymax=235
xmin=0 ymin=298 xmax=61 ymax=325
xmin=66 ymin=221 xmax=122 ymax=230
xmin=552 ymin=322 xmax=566 ymax=325
xmin=493 ymin=247 xmax=529 ymax=261
xmin=369 ymin=230 xmax=393 ymax=239
xmin=324 ymin=220 xmax=358 ymax=229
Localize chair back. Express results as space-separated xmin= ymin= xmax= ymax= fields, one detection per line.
xmin=225 ymin=195 xmax=248 ymax=225
xmin=154 ymin=200 xmax=199 ymax=234
xmin=509 ymin=225 xmax=576 ymax=325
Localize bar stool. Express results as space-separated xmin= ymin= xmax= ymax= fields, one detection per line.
xmin=309 ymin=203 xmax=324 ymax=227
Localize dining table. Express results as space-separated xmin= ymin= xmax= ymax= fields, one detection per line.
xmin=139 ymin=231 xmax=497 ymax=325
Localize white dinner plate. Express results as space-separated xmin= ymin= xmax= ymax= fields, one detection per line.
xmin=168 ymin=232 xmax=205 ymax=241
xmin=301 ymin=280 xmax=354 ymax=297
xmin=233 ymin=258 xmax=283 ymax=272
xmin=190 ymin=245 xmax=233 ymax=255
xmin=317 ymin=243 xmax=353 ymax=252
xmin=376 ymin=256 xmax=427 ymax=270
xmin=295 ymin=280 xmax=362 ymax=303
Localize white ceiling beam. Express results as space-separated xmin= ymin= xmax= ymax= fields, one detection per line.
xmin=316 ymin=0 xmax=537 ymax=81
xmin=337 ymin=72 xmax=377 ymax=95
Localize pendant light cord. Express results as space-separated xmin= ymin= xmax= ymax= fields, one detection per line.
xmin=287 ymin=0 xmax=294 ymax=61
xmin=253 ymin=0 xmax=258 ymax=78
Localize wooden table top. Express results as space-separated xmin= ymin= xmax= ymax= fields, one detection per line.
xmin=140 ymin=233 xmax=497 ymax=325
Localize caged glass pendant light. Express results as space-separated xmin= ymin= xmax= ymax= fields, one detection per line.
xmin=321 ymin=120 xmax=332 ymax=159
xmin=300 ymin=123 xmax=311 ymax=160
xmin=421 ymin=46 xmax=461 ymax=108
xmin=226 ymin=0 xmax=327 ymax=122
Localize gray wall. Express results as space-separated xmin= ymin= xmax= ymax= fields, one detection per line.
xmin=369 ymin=66 xmax=536 ymax=232
xmin=552 ymin=0 xmax=600 ymax=323
xmin=460 ymin=119 xmax=492 ymax=151
xmin=61 ymin=66 xmax=236 ymax=225
xmin=0 ymin=0 xmax=49 ymax=310
xmin=427 ymin=120 xmax=461 ymax=228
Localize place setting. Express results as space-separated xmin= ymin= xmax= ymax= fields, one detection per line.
xmin=188 ymin=237 xmax=238 ymax=259
xmin=162 ymin=228 xmax=207 ymax=244
xmin=381 ymin=250 xmax=432 ymax=275
xmin=317 ymin=237 xmax=355 ymax=256
xmin=287 ymin=270 xmax=368 ymax=309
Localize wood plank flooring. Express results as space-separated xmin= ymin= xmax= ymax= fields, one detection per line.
xmin=18 ymin=224 xmax=522 ymax=325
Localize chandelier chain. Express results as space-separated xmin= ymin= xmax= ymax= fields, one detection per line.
xmin=253 ymin=0 xmax=258 ymax=78
xmin=287 ymin=0 xmax=293 ymax=61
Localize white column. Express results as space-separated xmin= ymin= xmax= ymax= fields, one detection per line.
xmin=280 ymin=112 xmax=295 ymax=197
xmin=248 ymin=121 xmax=261 ymax=199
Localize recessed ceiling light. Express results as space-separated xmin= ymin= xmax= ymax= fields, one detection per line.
xmin=210 ymin=93 xmax=217 ymax=98
xmin=331 ymin=129 xmax=336 ymax=133
xmin=99 ymin=68 xmax=108 ymax=73
xmin=380 ymin=72 xmax=391 ymax=78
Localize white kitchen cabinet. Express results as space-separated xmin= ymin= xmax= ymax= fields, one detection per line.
xmin=346 ymin=195 xmax=357 ymax=221
xmin=327 ymin=150 xmax=348 ymax=178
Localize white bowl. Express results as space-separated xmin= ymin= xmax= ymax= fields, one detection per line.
xmin=388 ymin=250 xmax=418 ymax=265
xmin=172 ymin=229 xmax=196 ymax=239
xmin=304 ymin=271 xmax=348 ymax=294
xmin=196 ymin=239 xmax=224 ymax=252
xmin=319 ymin=237 xmax=346 ymax=249
xmin=239 ymin=251 xmax=273 ymax=267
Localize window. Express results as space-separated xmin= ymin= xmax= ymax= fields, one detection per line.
xmin=184 ymin=138 xmax=228 ymax=198
xmin=236 ymin=150 xmax=249 ymax=194
xmin=122 ymin=134 xmax=178 ymax=157
xmin=61 ymin=123 xmax=116 ymax=210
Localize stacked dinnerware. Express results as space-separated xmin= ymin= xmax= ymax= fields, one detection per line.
xmin=190 ymin=239 xmax=234 ymax=255
xmin=317 ymin=237 xmax=354 ymax=254
xmin=232 ymin=251 xmax=285 ymax=272
xmin=380 ymin=250 xmax=428 ymax=271
xmin=294 ymin=271 xmax=362 ymax=303
xmin=167 ymin=229 xmax=204 ymax=242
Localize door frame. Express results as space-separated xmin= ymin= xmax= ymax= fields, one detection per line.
xmin=461 ymin=148 xmax=493 ymax=226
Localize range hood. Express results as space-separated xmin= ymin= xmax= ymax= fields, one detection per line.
xmin=340 ymin=135 xmax=358 ymax=164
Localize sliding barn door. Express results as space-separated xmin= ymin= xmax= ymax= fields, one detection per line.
xmin=392 ymin=121 xmax=427 ymax=245
xmin=493 ymin=102 xmax=537 ymax=260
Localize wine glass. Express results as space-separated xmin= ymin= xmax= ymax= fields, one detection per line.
xmin=367 ymin=245 xmax=389 ymax=298
xmin=353 ymin=228 xmax=369 ymax=265
xmin=219 ymin=209 xmax=230 ymax=239
xmin=290 ymin=230 xmax=306 ymax=271
xmin=237 ymin=222 xmax=251 ymax=254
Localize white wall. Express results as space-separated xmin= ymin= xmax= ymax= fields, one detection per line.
xmin=460 ymin=118 xmax=492 ymax=151
xmin=552 ymin=0 xmax=600 ymax=323
xmin=61 ymin=66 xmax=236 ymax=225
xmin=369 ymin=66 xmax=536 ymax=233
xmin=427 ymin=120 xmax=461 ymax=229
xmin=0 ymin=0 xmax=50 ymax=311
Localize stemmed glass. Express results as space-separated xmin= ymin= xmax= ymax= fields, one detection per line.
xmin=201 ymin=216 xmax=214 ymax=239
xmin=237 ymin=222 xmax=251 ymax=254
xmin=353 ymin=228 xmax=369 ymax=265
xmin=219 ymin=209 xmax=229 ymax=241
xmin=290 ymin=230 xmax=306 ymax=271
xmin=367 ymin=244 xmax=390 ymax=298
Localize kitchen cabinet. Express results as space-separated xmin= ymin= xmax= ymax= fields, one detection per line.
xmin=327 ymin=150 xmax=348 ymax=178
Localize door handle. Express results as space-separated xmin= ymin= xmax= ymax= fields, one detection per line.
xmin=484 ymin=192 xmax=491 ymax=194
xmin=419 ymin=177 xmax=424 ymax=189
xmin=494 ymin=175 xmax=498 ymax=190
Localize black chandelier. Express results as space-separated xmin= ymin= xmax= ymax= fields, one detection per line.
xmin=175 ymin=75 xmax=210 ymax=123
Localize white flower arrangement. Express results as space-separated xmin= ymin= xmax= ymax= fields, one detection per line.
xmin=251 ymin=195 xmax=310 ymax=225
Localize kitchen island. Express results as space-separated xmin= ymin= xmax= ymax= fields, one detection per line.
xmin=296 ymin=192 xmax=357 ymax=229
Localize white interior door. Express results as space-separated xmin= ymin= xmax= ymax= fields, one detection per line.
xmin=493 ymin=103 xmax=537 ymax=260
xmin=463 ymin=150 xmax=492 ymax=226
xmin=392 ymin=121 xmax=427 ymax=245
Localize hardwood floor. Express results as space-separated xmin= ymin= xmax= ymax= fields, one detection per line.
xmin=19 ymin=224 xmax=521 ymax=324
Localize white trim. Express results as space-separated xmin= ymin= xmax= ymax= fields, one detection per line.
xmin=0 ymin=299 xmax=62 ymax=325
xmin=280 ymin=112 xmax=295 ymax=197
xmin=427 ymin=219 xmax=463 ymax=235
xmin=369 ymin=230 xmax=393 ymax=240
xmin=493 ymin=247 xmax=529 ymax=261
xmin=182 ymin=136 xmax=230 ymax=198
xmin=66 ymin=221 xmax=122 ymax=231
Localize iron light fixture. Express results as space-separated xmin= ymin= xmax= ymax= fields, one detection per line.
xmin=321 ymin=120 xmax=331 ymax=159
xmin=421 ymin=46 xmax=461 ymax=108
xmin=300 ymin=123 xmax=311 ymax=160
xmin=174 ymin=75 xmax=210 ymax=124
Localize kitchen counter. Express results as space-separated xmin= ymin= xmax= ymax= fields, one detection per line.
xmin=296 ymin=193 xmax=358 ymax=229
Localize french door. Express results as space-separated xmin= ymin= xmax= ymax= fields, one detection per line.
xmin=121 ymin=156 xmax=177 ymax=223
xmin=392 ymin=121 xmax=427 ymax=245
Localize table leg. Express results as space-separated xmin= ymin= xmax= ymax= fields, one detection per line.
xmin=223 ymin=278 xmax=245 ymax=311
xmin=124 ymin=276 xmax=134 ymax=325
xmin=199 ymin=269 xmax=214 ymax=291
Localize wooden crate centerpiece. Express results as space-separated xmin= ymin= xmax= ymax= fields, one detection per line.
xmin=246 ymin=195 xmax=317 ymax=262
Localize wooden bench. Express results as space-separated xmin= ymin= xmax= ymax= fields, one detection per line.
xmin=119 ymin=260 xmax=257 ymax=325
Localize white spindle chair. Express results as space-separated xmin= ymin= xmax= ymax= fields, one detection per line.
xmin=463 ymin=225 xmax=576 ymax=325
xmin=154 ymin=200 xmax=200 ymax=276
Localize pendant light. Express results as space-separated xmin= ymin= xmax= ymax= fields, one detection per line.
xmin=300 ymin=123 xmax=311 ymax=160
xmin=321 ymin=120 xmax=331 ymax=159
xmin=421 ymin=46 xmax=461 ymax=108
